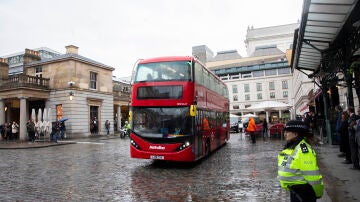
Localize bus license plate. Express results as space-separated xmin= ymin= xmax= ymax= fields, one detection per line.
xmin=150 ymin=155 xmax=164 ymax=160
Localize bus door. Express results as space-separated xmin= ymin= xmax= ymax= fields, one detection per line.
xmin=194 ymin=129 xmax=203 ymax=159
xmin=194 ymin=114 xmax=203 ymax=159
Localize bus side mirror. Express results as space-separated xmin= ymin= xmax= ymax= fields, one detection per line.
xmin=190 ymin=105 xmax=196 ymax=117
xmin=129 ymin=110 xmax=133 ymax=121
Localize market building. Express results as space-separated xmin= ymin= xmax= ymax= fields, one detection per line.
xmin=291 ymin=0 xmax=360 ymax=144
xmin=0 ymin=45 xmax=131 ymax=140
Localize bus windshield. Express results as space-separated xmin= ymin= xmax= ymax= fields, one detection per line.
xmin=132 ymin=107 xmax=192 ymax=138
xmin=134 ymin=61 xmax=191 ymax=82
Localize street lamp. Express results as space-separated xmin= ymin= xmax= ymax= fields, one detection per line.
xmin=68 ymin=81 xmax=75 ymax=100
xmin=69 ymin=91 xmax=74 ymax=100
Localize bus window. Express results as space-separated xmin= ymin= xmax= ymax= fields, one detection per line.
xmin=132 ymin=107 xmax=192 ymax=139
xmin=134 ymin=61 xmax=191 ymax=83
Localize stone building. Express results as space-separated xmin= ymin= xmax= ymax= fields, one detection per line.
xmin=202 ymin=46 xmax=293 ymax=122
xmin=245 ymin=23 xmax=299 ymax=56
xmin=0 ymin=45 xmax=130 ymax=140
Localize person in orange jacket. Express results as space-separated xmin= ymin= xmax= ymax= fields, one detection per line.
xmin=202 ymin=116 xmax=210 ymax=131
xmin=247 ymin=117 xmax=257 ymax=143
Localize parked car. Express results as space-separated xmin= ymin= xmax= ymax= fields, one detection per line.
xmin=269 ymin=123 xmax=285 ymax=138
xmin=243 ymin=116 xmax=263 ymax=136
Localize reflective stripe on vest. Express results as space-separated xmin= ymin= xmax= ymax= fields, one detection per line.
xmin=278 ymin=166 xmax=321 ymax=176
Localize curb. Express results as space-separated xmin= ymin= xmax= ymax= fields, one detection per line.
xmin=0 ymin=134 xmax=122 ymax=150
xmin=0 ymin=141 xmax=77 ymax=150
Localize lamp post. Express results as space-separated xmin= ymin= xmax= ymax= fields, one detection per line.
xmin=321 ymin=84 xmax=332 ymax=145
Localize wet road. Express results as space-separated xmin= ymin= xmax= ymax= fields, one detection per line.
xmin=0 ymin=134 xmax=290 ymax=201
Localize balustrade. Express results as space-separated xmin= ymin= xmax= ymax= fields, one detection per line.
xmin=0 ymin=74 xmax=49 ymax=90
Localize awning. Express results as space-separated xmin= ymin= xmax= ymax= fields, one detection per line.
xmin=309 ymin=89 xmax=322 ymax=102
xmin=300 ymin=104 xmax=309 ymax=112
xmin=292 ymin=0 xmax=359 ymax=73
xmin=245 ymin=100 xmax=292 ymax=112
xmin=299 ymin=89 xmax=322 ymax=112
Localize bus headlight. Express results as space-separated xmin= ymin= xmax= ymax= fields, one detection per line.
xmin=130 ymin=138 xmax=141 ymax=150
xmin=176 ymin=141 xmax=191 ymax=151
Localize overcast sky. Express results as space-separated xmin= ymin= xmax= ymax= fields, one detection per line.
xmin=0 ymin=0 xmax=303 ymax=77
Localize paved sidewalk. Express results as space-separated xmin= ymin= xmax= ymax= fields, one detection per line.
xmin=316 ymin=144 xmax=360 ymax=202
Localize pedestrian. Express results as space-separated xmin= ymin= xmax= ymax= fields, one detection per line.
xmin=59 ymin=121 xmax=66 ymax=139
xmin=348 ymin=106 xmax=360 ymax=170
xmin=262 ymin=119 xmax=268 ymax=140
xmin=335 ymin=105 xmax=344 ymax=156
xmin=0 ymin=124 xmax=4 ymax=140
xmin=93 ymin=116 xmax=98 ymax=134
xmin=355 ymin=107 xmax=360 ymax=169
xmin=51 ymin=121 xmax=61 ymax=143
xmin=4 ymin=122 xmax=11 ymax=140
xmin=90 ymin=118 xmax=94 ymax=134
xmin=304 ymin=106 xmax=317 ymax=136
xmin=278 ymin=120 xmax=324 ymax=202
xmin=11 ymin=121 xmax=19 ymax=140
xmin=26 ymin=119 xmax=36 ymax=142
xmin=339 ymin=111 xmax=352 ymax=164
xmin=247 ymin=117 xmax=256 ymax=144
xmin=105 ymin=120 xmax=110 ymax=135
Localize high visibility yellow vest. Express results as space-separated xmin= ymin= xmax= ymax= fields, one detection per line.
xmin=277 ymin=139 xmax=324 ymax=198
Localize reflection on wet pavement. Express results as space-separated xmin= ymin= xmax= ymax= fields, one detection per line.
xmin=0 ymin=134 xmax=289 ymax=201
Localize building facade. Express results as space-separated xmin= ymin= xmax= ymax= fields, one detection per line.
xmin=193 ymin=23 xmax=300 ymax=123
xmin=205 ymin=47 xmax=293 ymax=122
xmin=245 ymin=23 xmax=299 ymax=56
xmin=0 ymin=45 xmax=131 ymax=140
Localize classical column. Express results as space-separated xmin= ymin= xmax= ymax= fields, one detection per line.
xmin=117 ymin=105 xmax=121 ymax=129
xmin=265 ymin=111 xmax=269 ymax=124
xmin=279 ymin=110 xmax=282 ymax=120
xmin=0 ymin=99 xmax=4 ymax=125
xmin=19 ymin=97 xmax=28 ymax=141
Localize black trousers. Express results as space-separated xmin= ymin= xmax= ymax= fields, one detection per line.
xmin=250 ymin=131 xmax=256 ymax=143
xmin=290 ymin=184 xmax=316 ymax=202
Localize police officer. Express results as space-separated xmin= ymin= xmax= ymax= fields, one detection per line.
xmin=278 ymin=120 xmax=324 ymax=202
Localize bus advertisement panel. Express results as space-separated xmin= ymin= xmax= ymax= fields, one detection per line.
xmin=129 ymin=56 xmax=229 ymax=162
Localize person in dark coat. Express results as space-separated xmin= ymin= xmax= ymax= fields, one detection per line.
xmin=340 ymin=111 xmax=352 ymax=164
xmin=348 ymin=107 xmax=360 ymax=169
xmin=59 ymin=121 xmax=66 ymax=139
xmin=335 ymin=105 xmax=344 ymax=155
xmin=50 ymin=121 xmax=61 ymax=143
xmin=304 ymin=106 xmax=317 ymax=136
xmin=355 ymin=107 xmax=360 ymax=170
xmin=0 ymin=124 xmax=4 ymax=140
xmin=262 ymin=119 xmax=268 ymax=140
xmin=26 ymin=119 xmax=36 ymax=142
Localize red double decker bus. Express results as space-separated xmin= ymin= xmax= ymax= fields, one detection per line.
xmin=129 ymin=56 xmax=230 ymax=162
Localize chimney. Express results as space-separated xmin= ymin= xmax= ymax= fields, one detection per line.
xmin=66 ymin=45 xmax=79 ymax=54
xmin=0 ymin=58 xmax=9 ymax=79
xmin=23 ymin=49 xmax=41 ymax=65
